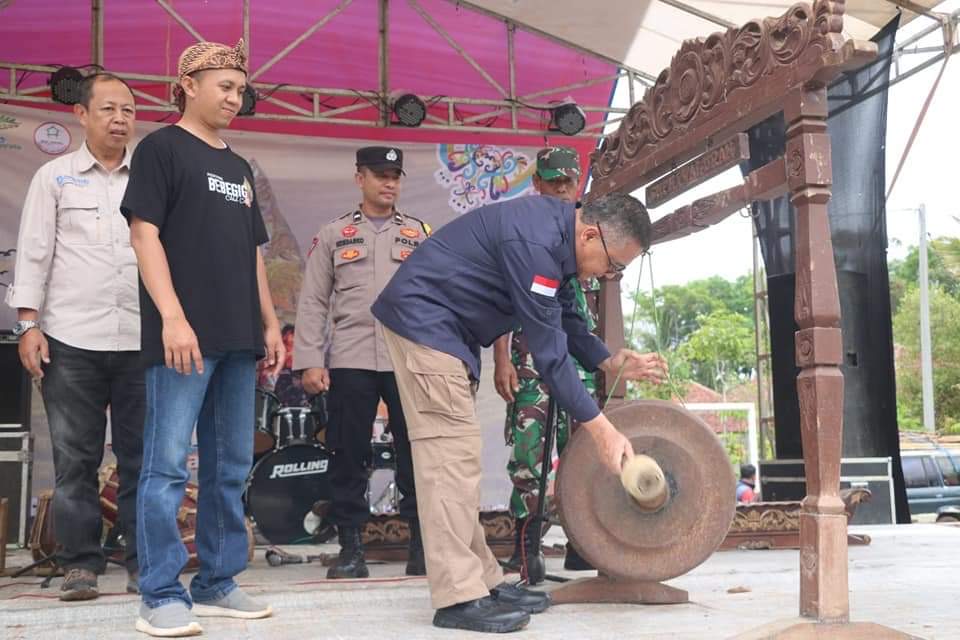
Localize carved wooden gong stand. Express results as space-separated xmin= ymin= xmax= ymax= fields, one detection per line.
xmin=588 ymin=2 xmax=916 ymax=637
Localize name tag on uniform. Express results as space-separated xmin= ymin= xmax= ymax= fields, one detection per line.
xmin=530 ymin=275 xmax=559 ymax=297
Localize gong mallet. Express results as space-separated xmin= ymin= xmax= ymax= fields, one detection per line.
xmin=619 ymin=454 xmax=669 ymax=512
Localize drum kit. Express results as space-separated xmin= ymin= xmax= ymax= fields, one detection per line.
xmin=15 ymin=388 xmax=400 ymax=579
xmin=244 ymin=389 xmax=399 ymax=545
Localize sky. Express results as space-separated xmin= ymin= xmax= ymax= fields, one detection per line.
xmin=601 ymin=1 xmax=960 ymax=293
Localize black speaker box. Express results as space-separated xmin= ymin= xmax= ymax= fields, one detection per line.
xmin=0 ymin=331 xmax=32 ymax=430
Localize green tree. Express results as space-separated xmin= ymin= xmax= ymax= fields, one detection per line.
xmin=893 ymin=284 xmax=960 ymax=432
xmin=889 ymin=237 xmax=960 ymax=313
xmin=630 ymin=274 xmax=754 ymax=352
xmin=677 ymin=310 xmax=755 ymax=398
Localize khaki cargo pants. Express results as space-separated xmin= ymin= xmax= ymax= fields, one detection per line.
xmin=383 ymin=327 xmax=504 ymax=609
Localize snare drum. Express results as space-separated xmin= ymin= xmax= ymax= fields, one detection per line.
xmin=370 ymin=441 xmax=396 ymax=470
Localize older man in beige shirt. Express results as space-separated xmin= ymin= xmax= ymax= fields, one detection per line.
xmin=5 ymin=73 xmax=142 ymax=601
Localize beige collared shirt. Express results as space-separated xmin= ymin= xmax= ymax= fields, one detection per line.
xmin=294 ymin=209 xmax=429 ymax=372
xmin=4 ymin=142 xmax=139 ymax=351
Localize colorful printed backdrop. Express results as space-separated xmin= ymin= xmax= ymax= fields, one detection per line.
xmin=0 ymin=105 xmax=548 ymax=327
xmin=1 ymin=104 xmax=557 ymax=508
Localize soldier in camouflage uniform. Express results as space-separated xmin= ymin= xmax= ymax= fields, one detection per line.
xmin=492 ymin=147 xmax=600 ymax=574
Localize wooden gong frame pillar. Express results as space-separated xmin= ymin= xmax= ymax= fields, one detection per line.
xmin=586 ymin=2 xmax=916 ymax=636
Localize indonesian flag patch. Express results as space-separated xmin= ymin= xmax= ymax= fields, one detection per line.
xmin=530 ymin=275 xmax=560 ymax=297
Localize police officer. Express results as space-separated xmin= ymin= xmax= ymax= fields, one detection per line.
xmin=492 ymin=147 xmax=600 ymax=576
xmin=294 ymin=146 xmax=428 ymax=578
xmin=372 ymin=192 xmax=667 ymax=633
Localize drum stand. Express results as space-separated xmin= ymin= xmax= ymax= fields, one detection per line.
xmin=500 ymin=397 xmax=568 ymax=586
xmin=11 ymin=549 xmax=59 ymax=583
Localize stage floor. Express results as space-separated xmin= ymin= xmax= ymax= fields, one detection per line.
xmin=2 ymin=524 xmax=957 ymax=639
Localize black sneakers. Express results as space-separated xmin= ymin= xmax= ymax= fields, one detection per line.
xmin=433 ymin=596 xmax=530 ymax=633
xmin=490 ymin=581 xmax=552 ymax=614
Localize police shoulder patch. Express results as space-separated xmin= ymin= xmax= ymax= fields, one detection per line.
xmin=405 ymin=214 xmax=432 ymax=237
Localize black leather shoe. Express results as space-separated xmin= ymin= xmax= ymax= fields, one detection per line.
xmin=405 ymin=519 xmax=426 ymax=576
xmin=327 ymin=527 xmax=369 ymax=579
xmin=433 ymin=596 xmax=530 ymax=633
xmin=563 ymin=542 xmax=595 ymax=571
xmin=490 ymin=581 xmax=551 ymax=614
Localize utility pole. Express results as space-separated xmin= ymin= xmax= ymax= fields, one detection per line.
xmin=918 ymin=203 xmax=935 ymax=432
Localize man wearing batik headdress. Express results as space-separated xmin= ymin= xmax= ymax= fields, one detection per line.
xmin=121 ymin=38 xmax=284 ymax=637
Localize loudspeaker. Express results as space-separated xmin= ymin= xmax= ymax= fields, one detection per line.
xmin=767 ymin=274 xmax=802 ymax=459
xmin=760 ymin=457 xmax=895 ymax=524
xmin=0 ymin=331 xmax=32 ymax=430
xmin=767 ymin=270 xmax=887 ymax=460
xmin=0 ymin=431 xmax=32 ymax=546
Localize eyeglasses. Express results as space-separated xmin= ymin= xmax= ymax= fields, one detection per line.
xmin=596 ymin=222 xmax=627 ymax=274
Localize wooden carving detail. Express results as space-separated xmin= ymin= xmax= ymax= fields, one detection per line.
xmin=592 ymin=0 xmax=845 ymax=184
xmin=645 ymin=134 xmax=750 ymax=208
xmin=729 ymin=502 xmax=801 ymax=533
xmin=720 ymin=492 xmax=872 ymax=551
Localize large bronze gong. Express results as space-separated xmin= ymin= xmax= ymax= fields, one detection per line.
xmin=554 ymin=400 xmax=736 ymax=603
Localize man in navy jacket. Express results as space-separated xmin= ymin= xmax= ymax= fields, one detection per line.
xmin=372 ymin=193 xmax=666 ymax=633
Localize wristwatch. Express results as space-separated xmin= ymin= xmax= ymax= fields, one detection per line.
xmin=12 ymin=320 xmax=40 ymax=337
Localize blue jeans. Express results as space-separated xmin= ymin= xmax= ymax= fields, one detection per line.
xmin=136 ymin=352 xmax=255 ymax=608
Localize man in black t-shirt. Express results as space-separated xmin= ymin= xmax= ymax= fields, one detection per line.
xmin=121 ymin=39 xmax=284 ymax=638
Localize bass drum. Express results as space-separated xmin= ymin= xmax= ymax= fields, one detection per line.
xmin=245 ymin=443 xmax=334 ymax=545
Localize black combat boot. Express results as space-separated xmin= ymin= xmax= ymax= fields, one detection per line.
xmin=405 ymin=519 xmax=427 ymax=576
xmin=563 ymin=541 xmax=595 ymax=571
xmin=504 ymin=517 xmax=545 ymax=583
xmin=326 ymin=527 xmax=369 ymax=579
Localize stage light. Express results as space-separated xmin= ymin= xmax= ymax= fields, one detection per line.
xmin=392 ymin=93 xmax=426 ymax=127
xmin=48 ymin=67 xmax=84 ymax=105
xmin=238 ymin=85 xmax=257 ymax=116
xmin=549 ymin=101 xmax=586 ymax=136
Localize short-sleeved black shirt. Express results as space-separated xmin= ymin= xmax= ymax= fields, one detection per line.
xmin=120 ymin=125 xmax=269 ymax=366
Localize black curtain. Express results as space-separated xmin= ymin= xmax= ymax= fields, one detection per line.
xmin=747 ymin=16 xmax=909 ymax=523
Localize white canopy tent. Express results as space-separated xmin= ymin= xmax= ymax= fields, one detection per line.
xmin=464 ymin=0 xmax=944 ymax=82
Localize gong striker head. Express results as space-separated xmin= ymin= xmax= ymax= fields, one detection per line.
xmin=620 ymin=454 xmax=669 ymax=511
